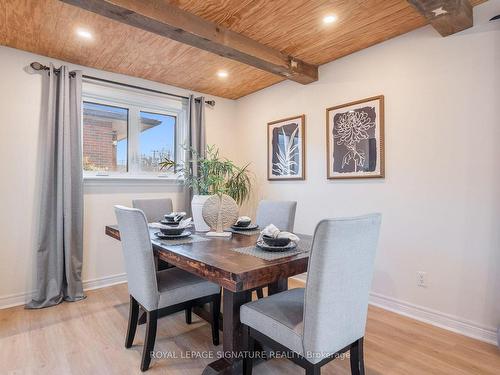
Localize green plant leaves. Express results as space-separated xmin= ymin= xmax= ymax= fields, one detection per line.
xmin=160 ymin=145 xmax=251 ymax=205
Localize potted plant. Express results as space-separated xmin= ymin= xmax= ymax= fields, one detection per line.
xmin=160 ymin=145 xmax=251 ymax=232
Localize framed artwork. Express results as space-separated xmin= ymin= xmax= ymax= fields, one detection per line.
xmin=267 ymin=115 xmax=305 ymax=180
xmin=326 ymin=95 xmax=385 ymax=179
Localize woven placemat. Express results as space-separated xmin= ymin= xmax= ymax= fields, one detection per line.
xmin=225 ymin=227 xmax=261 ymax=236
xmin=232 ymin=236 xmax=312 ymax=261
xmin=150 ymin=230 xmax=210 ymax=246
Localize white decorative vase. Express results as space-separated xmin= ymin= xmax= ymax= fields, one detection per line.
xmin=191 ymin=195 xmax=211 ymax=232
xmin=202 ymin=194 xmax=239 ymax=237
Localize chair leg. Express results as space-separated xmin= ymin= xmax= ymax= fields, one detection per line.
xmin=125 ymin=296 xmax=139 ymax=348
xmin=256 ymin=288 xmax=264 ymax=299
xmin=185 ymin=307 xmax=192 ymax=324
xmin=140 ymin=310 xmax=158 ymax=372
xmin=138 ymin=307 xmax=147 ymax=325
xmin=242 ymin=326 xmax=254 ymax=375
xmin=306 ymin=365 xmax=321 ymax=375
xmin=210 ymin=293 xmax=221 ymax=346
xmin=350 ymin=337 xmax=365 ymax=375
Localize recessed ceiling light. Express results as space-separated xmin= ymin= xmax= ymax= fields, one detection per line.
xmin=76 ymin=28 xmax=93 ymax=40
xmin=217 ymin=70 xmax=228 ymax=78
xmin=323 ymin=14 xmax=337 ymax=24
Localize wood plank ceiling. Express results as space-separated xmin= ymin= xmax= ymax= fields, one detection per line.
xmin=0 ymin=0 xmax=486 ymax=99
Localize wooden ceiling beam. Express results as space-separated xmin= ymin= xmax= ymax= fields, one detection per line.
xmin=59 ymin=0 xmax=318 ymax=84
xmin=408 ymin=0 xmax=473 ymax=36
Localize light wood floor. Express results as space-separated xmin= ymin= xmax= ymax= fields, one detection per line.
xmin=0 ymin=279 xmax=498 ymax=374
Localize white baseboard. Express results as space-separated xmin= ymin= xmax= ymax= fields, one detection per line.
xmin=0 ymin=273 xmax=127 ymax=310
xmin=369 ymin=292 xmax=498 ymax=345
xmin=291 ymin=276 xmax=496 ymax=345
xmin=82 ymin=273 xmax=127 ymax=291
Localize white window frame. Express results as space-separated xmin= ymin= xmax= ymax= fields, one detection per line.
xmin=82 ymin=79 xmax=187 ymax=182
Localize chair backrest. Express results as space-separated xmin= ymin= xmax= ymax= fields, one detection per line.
xmin=255 ymin=200 xmax=297 ymax=232
xmin=302 ymin=214 xmax=381 ymax=356
xmin=114 ymin=205 xmax=159 ymax=311
xmin=132 ymin=198 xmax=173 ymax=223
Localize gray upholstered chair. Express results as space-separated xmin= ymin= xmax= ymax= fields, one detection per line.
xmin=133 ymin=198 xmax=177 ymax=280
xmin=254 ymin=200 xmax=297 ymax=298
xmin=114 ymin=205 xmax=221 ymax=371
xmin=241 ymin=214 xmax=382 ymax=375
xmin=255 ymin=200 xmax=297 ymax=232
xmin=132 ymin=198 xmax=173 ymax=223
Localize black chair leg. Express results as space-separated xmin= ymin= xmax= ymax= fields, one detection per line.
xmin=125 ymin=296 xmax=139 ymax=348
xmin=306 ymin=365 xmax=321 ymax=375
xmin=210 ymin=293 xmax=221 ymax=346
xmin=185 ymin=307 xmax=192 ymax=324
xmin=141 ymin=310 xmax=158 ymax=372
xmin=138 ymin=308 xmax=147 ymax=325
xmin=350 ymin=338 xmax=365 ymax=375
xmin=256 ymin=288 xmax=264 ymax=299
xmin=242 ymin=326 xmax=254 ymax=375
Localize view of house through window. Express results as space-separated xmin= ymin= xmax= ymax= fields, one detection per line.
xmin=83 ymin=102 xmax=128 ymax=172
xmin=82 ymin=82 xmax=182 ymax=178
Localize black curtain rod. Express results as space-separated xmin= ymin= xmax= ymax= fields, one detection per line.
xmin=29 ymin=62 xmax=215 ymax=107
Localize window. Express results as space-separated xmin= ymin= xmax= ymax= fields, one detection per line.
xmin=83 ymin=102 xmax=128 ymax=173
xmin=82 ymin=79 xmax=187 ymax=179
xmin=139 ymin=111 xmax=176 ymax=173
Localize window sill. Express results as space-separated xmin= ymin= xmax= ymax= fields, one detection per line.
xmin=83 ymin=175 xmax=184 ymax=187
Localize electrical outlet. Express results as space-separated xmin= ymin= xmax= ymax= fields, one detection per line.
xmin=417 ymin=271 xmax=427 ymax=288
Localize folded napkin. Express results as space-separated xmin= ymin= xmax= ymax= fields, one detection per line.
xmin=150 ymin=217 xmax=193 ymax=229
xmin=236 ymin=216 xmax=252 ymax=225
xmin=259 ymin=224 xmax=300 ymax=242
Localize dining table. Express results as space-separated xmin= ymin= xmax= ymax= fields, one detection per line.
xmin=105 ymin=225 xmax=310 ymax=374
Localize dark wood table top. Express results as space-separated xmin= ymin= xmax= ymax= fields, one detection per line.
xmin=105 ymin=225 xmax=310 ymax=292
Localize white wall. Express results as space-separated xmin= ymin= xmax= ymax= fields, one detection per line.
xmin=234 ymin=2 xmax=500 ymax=343
xmin=0 ymin=46 xmax=238 ymax=307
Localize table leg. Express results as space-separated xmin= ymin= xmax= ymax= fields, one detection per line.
xmin=267 ymin=277 xmax=288 ymax=295
xmin=192 ymin=305 xmax=223 ymax=330
xmin=203 ymin=289 xmax=251 ymax=375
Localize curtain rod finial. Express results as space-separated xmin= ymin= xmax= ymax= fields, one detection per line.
xmin=30 ymin=62 xmax=48 ymax=71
